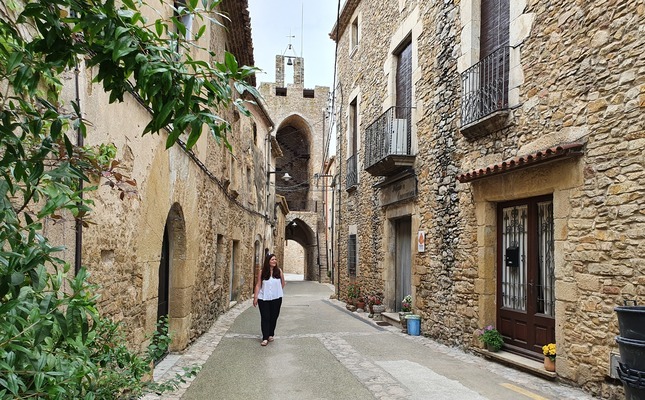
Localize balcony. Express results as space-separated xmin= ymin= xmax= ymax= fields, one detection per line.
xmin=461 ymin=46 xmax=510 ymax=139
xmin=364 ymin=106 xmax=415 ymax=176
xmin=346 ymin=154 xmax=358 ymax=190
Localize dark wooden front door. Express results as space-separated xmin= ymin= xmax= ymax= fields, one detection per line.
xmin=157 ymin=224 xmax=170 ymax=322
xmin=497 ymin=195 xmax=555 ymax=358
xmin=395 ymin=217 xmax=412 ymax=311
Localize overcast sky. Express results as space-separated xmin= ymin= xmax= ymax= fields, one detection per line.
xmin=247 ymin=0 xmax=338 ymax=89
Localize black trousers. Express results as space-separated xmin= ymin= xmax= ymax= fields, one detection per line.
xmin=258 ymin=297 xmax=282 ymax=341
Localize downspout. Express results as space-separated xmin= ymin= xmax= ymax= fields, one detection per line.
xmin=329 ymin=174 xmax=337 ymax=285
xmin=333 ymin=0 xmax=342 ymax=300
xmin=74 ymin=60 xmax=83 ymax=275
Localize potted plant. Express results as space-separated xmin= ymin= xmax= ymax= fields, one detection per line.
xmin=475 ymin=325 xmax=504 ymax=352
xmin=367 ymin=292 xmax=385 ymax=319
xmin=399 ymin=295 xmax=413 ymax=333
xmin=542 ymin=343 xmax=556 ymax=371
xmin=347 ymin=282 xmax=361 ymax=305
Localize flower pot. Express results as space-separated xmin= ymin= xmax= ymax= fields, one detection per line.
xmin=372 ymin=304 xmax=385 ymax=321
xmin=372 ymin=304 xmax=386 ymax=313
xmin=487 ymin=344 xmax=500 ymax=352
xmin=615 ymin=305 xmax=645 ymax=341
xmin=617 ymin=363 xmax=645 ymax=400
xmin=616 ymin=336 xmax=645 ymax=371
xmin=399 ymin=312 xmax=412 ymax=333
xmin=356 ymin=300 xmax=366 ymax=311
xmin=544 ymin=357 xmax=556 ymax=372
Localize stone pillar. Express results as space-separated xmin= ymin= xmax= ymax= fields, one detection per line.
xmin=275 ymin=55 xmax=285 ymax=87
xmin=293 ymin=57 xmax=304 ymax=86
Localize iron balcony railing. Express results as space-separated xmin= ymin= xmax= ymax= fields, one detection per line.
xmin=346 ymin=154 xmax=357 ymax=189
xmin=364 ymin=106 xmax=413 ymax=170
xmin=461 ymin=46 xmax=510 ymax=127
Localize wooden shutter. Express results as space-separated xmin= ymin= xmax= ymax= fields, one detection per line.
xmin=481 ymin=0 xmax=509 ymax=58
xmin=396 ymin=42 xmax=412 ymax=111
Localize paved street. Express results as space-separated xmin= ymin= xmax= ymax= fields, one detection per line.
xmin=146 ymin=280 xmax=594 ymax=400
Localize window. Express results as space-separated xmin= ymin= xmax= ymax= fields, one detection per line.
xmin=174 ymin=0 xmax=194 ymax=48
xmin=481 ymin=0 xmax=509 ymax=59
xmin=275 ymin=87 xmax=287 ymax=96
xmin=350 ymin=17 xmax=359 ymax=53
xmin=460 ymin=0 xmax=510 ymax=134
xmin=346 ymin=98 xmax=358 ymax=189
xmin=348 ymin=234 xmax=357 ymax=277
xmin=394 ymin=40 xmax=412 ymax=155
xmin=246 ymin=167 xmax=252 ymax=202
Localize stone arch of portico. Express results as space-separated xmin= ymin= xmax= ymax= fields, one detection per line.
xmin=163 ymin=202 xmax=192 ymax=351
xmin=284 ymin=217 xmax=317 ymax=281
xmin=275 ymin=114 xmax=314 ymax=212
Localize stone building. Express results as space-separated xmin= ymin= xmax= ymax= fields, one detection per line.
xmin=259 ymin=54 xmax=332 ymax=281
xmin=330 ymin=0 xmax=643 ymax=397
xmin=48 ymin=0 xmax=282 ymax=353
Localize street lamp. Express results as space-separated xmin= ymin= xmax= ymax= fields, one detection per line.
xmin=268 ymin=170 xmax=292 ymax=182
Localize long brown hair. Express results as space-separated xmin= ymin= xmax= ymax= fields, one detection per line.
xmin=261 ymin=253 xmax=281 ymax=280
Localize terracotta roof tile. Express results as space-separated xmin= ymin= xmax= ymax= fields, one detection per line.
xmin=457 ymin=142 xmax=585 ymax=183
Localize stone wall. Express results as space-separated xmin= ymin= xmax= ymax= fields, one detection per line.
xmin=259 ymin=58 xmax=331 ymax=282
xmin=48 ymin=1 xmax=276 ymax=353
xmin=332 ymin=0 xmax=644 ymax=398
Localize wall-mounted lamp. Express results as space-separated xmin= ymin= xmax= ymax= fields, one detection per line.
xmin=268 ymin=170 xmax=292 ymax=182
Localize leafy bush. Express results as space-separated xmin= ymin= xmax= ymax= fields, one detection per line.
xmin=475 ymin=325 xmax=504 ymax=351
xmin=347 ymin=283 xmax=361 ymax=299
xmin=0 ymin=0 xmax=253 ymax=397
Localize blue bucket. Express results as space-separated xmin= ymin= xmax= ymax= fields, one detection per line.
xmin=406 ymin=315 xmax=421 ymax=336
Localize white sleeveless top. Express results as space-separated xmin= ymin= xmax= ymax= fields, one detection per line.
xmin=258 ymin=276 xmax=283 ymax=301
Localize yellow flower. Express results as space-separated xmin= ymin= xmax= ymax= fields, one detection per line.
xmin=542 ymin=343 xmax=556 ymax=358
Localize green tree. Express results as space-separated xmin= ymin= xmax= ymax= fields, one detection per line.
xmin=0 ymin=0 xmax=258 ymax=397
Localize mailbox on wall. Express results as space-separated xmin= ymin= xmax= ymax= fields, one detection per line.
xmin=505 ymin=246 xmax=519 ymax=268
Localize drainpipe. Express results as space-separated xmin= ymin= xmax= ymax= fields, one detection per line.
xmin=264 ymin=125 xmax=275 ymax=251
xmin=74 ymin=60 xmax=83 ymax=275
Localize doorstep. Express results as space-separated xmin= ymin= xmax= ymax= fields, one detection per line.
xmin=377 ymin=312 xmax=556 ymax=380
xmin=474 ymin=348 xmax=557 ymax=380
xmin=381 ymin=312 xmax=403 ymax=328
xmin=381 ymin=312 xmax=557 ymax=380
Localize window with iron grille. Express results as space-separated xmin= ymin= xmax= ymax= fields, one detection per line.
xmin=348 ymin=234 xmax=357 ymax=277
xmin=461 ymin=0 xmax=510 ymax=130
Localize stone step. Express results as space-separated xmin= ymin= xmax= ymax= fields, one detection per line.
xmin=381 ymin=312 xmax=404 ymax=329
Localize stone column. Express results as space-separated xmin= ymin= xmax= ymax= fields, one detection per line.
xmin=293 ymin=57 xmax=304 ymax=86
xmin=275 ymin=55 xmax=285 ymax=87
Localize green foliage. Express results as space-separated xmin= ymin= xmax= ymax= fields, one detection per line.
xmin=0 ymin=0 xmax=253 ymax=397
xmin=401 ymin=295 xmax=412 ymax=312
xmin=475 ymin=325 xmax=504 ymax=351
xmin=347 ymin=283 xmax=361 ymax=299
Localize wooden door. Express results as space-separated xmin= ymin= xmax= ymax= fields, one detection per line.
xmin=157 ymin=224 xmax=170 ymax=322
xmin=497 ymin=196 xmax=555 ymax=358
xmin=395 ymin=217 xmax=412 ymax=311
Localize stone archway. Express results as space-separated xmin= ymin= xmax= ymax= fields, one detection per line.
xmin=275 ymin=114 xmax=314 ymax=212
xmin=160 ymin=203 xmax=191 ymax=351
xmin=284 ymin=217 xmax=318 ymax=281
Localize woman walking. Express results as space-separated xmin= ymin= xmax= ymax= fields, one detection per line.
xmin=253 ymin=253 xmax=286 ymax=346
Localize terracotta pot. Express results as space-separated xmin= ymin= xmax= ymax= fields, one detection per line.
xmin=487 ymin=343 xmax=500 ymax=352
xmin=544 ymin=356 xmax=556 ymax=372
xmin=356 ymin=300 xmax=366 ymax=310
